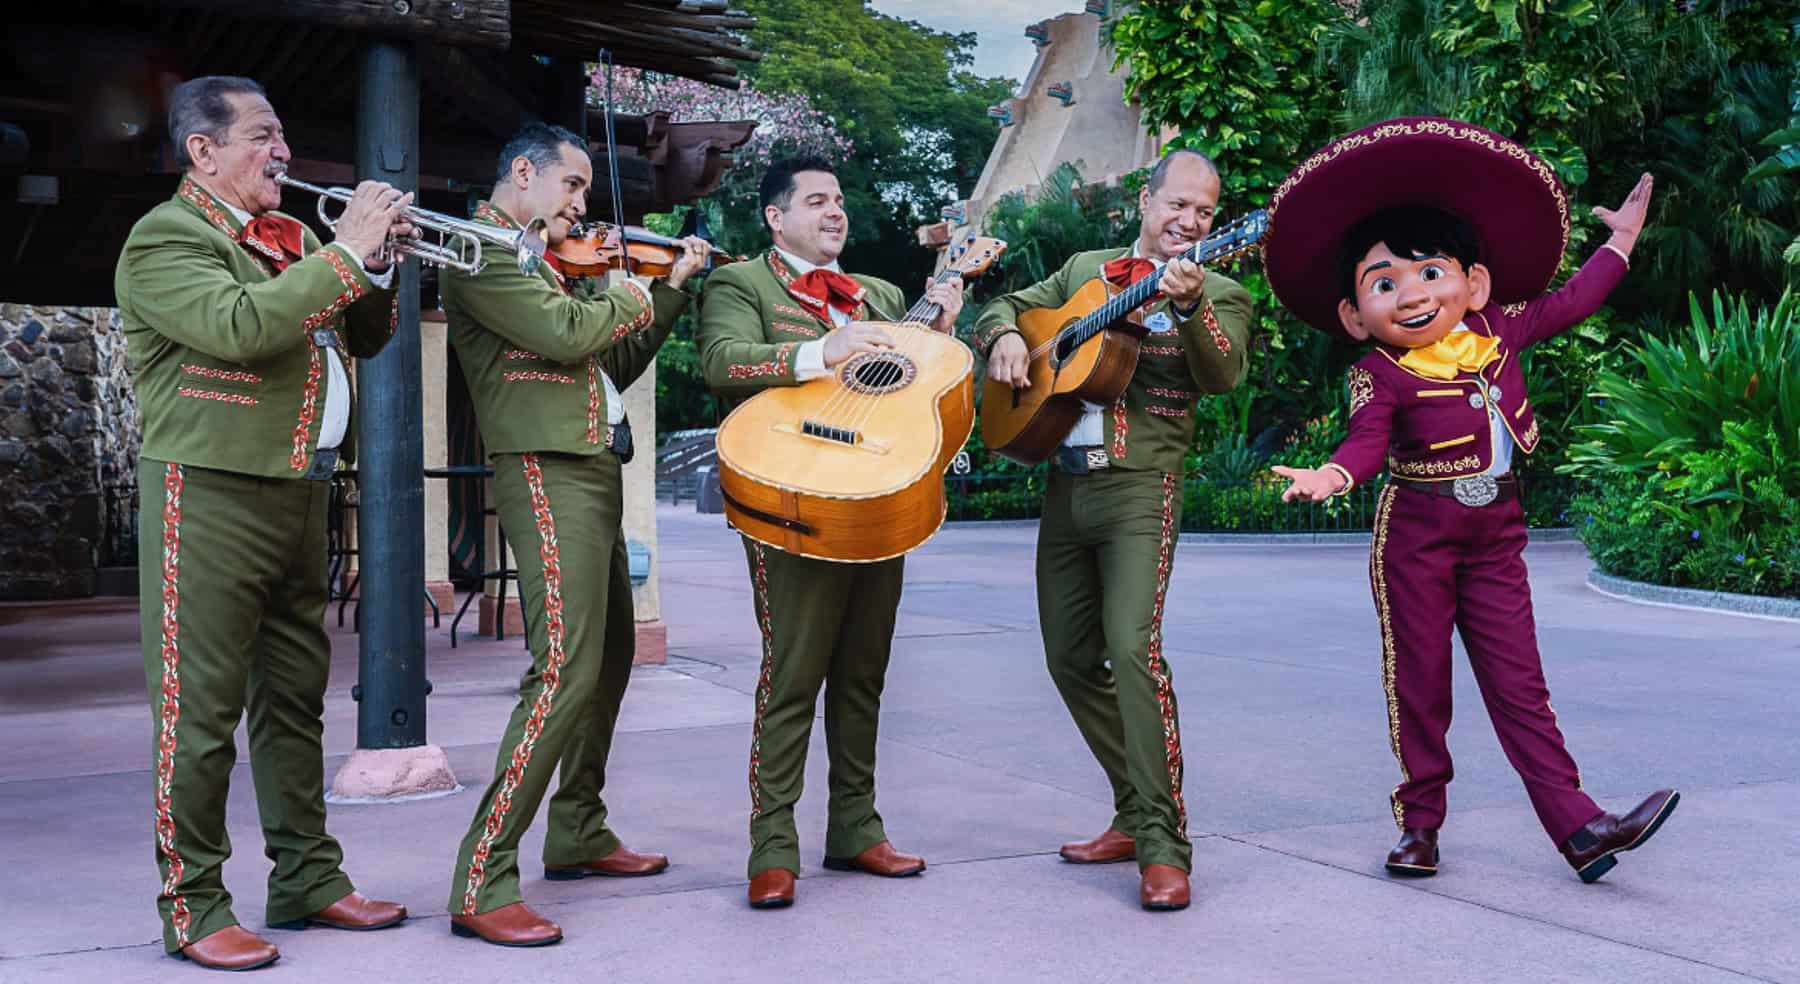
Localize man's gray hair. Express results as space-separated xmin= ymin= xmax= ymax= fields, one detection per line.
xmin=1147 ymin=148 xmax=1220 ymax=195
xmin=168 ymin=76 xmax=266 ymax=170
xmin=495 ymin=122 xmax=588 ymax=187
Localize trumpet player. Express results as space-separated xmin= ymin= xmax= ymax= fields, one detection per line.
xmin=441 ymin=121 xmax=710 ymax=947
xmin=114 ymin=75 xmax=413 ymax=972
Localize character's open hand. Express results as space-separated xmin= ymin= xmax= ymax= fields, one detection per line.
xmin=1592 ymin=172 xmax=1653 ymax=257
xmin=1270 ymin=465 xmax=1347 ymax=503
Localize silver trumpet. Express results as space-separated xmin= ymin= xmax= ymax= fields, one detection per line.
xmin=274 ymin=173 xmax=547 ymax=276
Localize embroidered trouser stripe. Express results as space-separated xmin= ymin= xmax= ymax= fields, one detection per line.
xmin=1370 ymin=485 xmax=1412 ymax=828
xmin=739 ymin=536 xmax=903 ymax=878
xmin=152 ymin=463 xmax=193 ymax=947
xmin=450 ymin=451 xmax=634 ymax=914
xmin=1037 ymin=468 xmax=1192 ymax=872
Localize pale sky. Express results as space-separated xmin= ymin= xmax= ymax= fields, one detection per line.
xmin=869 ymin=0 xmax=1059 ymax=91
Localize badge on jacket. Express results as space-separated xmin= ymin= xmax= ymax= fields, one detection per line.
xmin=1143 ymin=311 xmax=1175 ymax=333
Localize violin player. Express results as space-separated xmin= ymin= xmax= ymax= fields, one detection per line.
xmin=439 ymin=121 xmax=710 ymax=947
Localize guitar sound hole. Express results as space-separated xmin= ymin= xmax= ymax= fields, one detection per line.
xmin=840 ymin=352 xmax=917 ymax=395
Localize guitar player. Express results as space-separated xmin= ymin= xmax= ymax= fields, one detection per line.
xmin=695 ymin=156 xmax=963 ymax=910
xmin=973 ymin=148 xmax=1255 ymax=911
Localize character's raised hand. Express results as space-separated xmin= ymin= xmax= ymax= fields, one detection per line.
xmin=1592 ymin=172 xmax=1653 ymax=256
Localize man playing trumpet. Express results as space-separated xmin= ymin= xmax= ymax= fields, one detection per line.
xmin=115 ymin=75 xmax=412 ymax=972
xmin=441 ymin=122 xmax=710 ymax=947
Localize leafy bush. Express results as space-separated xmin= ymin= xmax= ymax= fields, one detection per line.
xmin=1563 ymin=291 xmax=1800 ymax=597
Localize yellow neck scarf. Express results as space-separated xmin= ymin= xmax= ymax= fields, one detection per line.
xmin=1397 ymin=329 xmax=1502 ymax=381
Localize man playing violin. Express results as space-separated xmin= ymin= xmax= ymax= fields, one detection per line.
xmin=114 ymin=75 xmax=412 ymax=971
xmin=696 ymin=156 xmax=963 ymax=910
xmin=974 ymin=149 xmax=1255 ymax=911
xmin=441 ymin=122 xmax=710 ymax=947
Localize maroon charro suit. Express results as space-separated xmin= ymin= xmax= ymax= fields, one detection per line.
xmin=1324 ymin=245 xmax=1628 ymax=843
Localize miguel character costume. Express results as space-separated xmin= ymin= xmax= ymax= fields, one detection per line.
xmin=442 ymin=201 xmax=691 ymax=925
xmin=116 ymin=175 xmax=401 ymax=954
xmin=1263 ymin=116 xmax=1677 ymax=883
xmin=697 ymin=248 xmax=927 ymax=899
xmin=973 ymin=246 xmax=1254 ymax=899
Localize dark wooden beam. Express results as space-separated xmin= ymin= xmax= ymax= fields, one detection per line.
xmin=127 ymin=0 xmax=510 ymax=49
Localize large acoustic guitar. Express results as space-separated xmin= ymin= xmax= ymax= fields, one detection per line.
xmin=715 ymin=237 xmax=1007 ymax=563
xmin=979 ymin=212 xmax=1268 ymax=465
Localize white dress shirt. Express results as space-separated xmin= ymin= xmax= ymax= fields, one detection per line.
xmin=223 ymin=201 xmax=392 ymax=450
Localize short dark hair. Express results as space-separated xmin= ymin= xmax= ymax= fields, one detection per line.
xmin=168 ymin=76 xmax=266 ymax=170
xmin=495 ymin=122 xmax=588 ymax=187
xmin=1337 ymin=207 xmax=1482 ymax=304
xmin=1146 ymin=148 xmax=1219 ymax=195
xmin=759 ymin=156 xmax=836 ymax=233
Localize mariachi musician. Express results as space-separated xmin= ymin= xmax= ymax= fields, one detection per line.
xmin=696 ymin=155 xmax=963 ymax=910
xmin=974 ymin=149 xmax=1255 ymax=912
xmin=115 ymin=75 xmax=410 ymax=972
xmin=440 ymin=121 xmax=709 ymax=947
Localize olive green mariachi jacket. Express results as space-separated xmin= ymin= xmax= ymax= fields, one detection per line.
xmin=116 ymin=176 xmax=398 ymax=476
xmin=695 ymin=249 xmax=907 ymax=414
xmin=972 ymin=246 xmax=1255 ymax=474
xmin=440 ymin=202 xmax=691 ymax=456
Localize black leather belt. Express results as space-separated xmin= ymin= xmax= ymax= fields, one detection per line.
xmin=1052 ymin=445 xmax=1110 ymax=475
xmin=1392 ymin=472 xmax=1516 ymax=507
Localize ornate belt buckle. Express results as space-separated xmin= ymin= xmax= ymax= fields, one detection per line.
xmin=1451 ymin=474 xmax=1499 ymax=507
xmin=1085 ymin=448 xmax=1110 ymax=471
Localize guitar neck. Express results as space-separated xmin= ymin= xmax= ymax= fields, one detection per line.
xmin=1064 ymin=234 xmax=1242 ymax=349
xmin=898 ymin=270 xmax=958 ymax=327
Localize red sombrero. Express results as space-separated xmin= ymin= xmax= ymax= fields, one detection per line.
xmin=1262 ymin=116 xmax=1570 ymax=337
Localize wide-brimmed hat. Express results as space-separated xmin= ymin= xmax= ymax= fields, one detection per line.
xmin=1262 ymin=117 xmax=1570 ymax=336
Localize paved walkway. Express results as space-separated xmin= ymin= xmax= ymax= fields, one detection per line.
xmin=1 ymin=506 xmax=1795 ymax=982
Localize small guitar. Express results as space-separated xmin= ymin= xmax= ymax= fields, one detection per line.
xmin=714 ymin=237 xmax=1007 ymax=563
xmin=979 ymin=211 xmax=1268 ymax=465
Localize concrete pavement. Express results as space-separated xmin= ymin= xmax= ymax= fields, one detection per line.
xmin=0 ymin=505 xmax=1794 ymax=982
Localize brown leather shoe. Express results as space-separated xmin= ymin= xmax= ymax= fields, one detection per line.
xmin=1560 ymin=789 xmax=1680 ymax=883
xmin=177 ymin=925 xmax=280 ymax=971
xmin=822 ymin=840 xmax=926 ymax=877
xmin=748 ymin=868 xmax=796 ymax=909
xmin=449 ymin=901 xmax=562 ymax=947
xmin=544 ymin=844 xmax=670 ymax=880
xmin=1385 ymin=827 xmax=1439 ymax=877
xmin=1060 ymin=828 xmax=1137 ymax=864
xmin=269 ymin=891 xmax=407 ymax=931
xmin=1139 ymin=863 xmax=1191 ymax=911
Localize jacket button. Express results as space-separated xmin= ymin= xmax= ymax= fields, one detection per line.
xmin=1468 ymin=392 xmax=1485 ymax=409
xmin=1488 ymin=385 xmax=1503 ymax=402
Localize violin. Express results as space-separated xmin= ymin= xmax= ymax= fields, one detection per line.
xmin=548 ymin=223 xmax=744 ymax=279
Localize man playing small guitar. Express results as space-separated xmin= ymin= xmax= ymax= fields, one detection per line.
xmin=696 ymin=156 xmax=962 ymax=910
xmin=973 ymin=149 xmax=1255 ymax=911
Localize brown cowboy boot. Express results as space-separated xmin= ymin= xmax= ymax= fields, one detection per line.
xmin=1385 ymin=827 xmax=1439 ymax=877
xmin=1559 ymin=789 xmax=1680 ymax=883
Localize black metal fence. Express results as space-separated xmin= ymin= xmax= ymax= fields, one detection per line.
xmin=945 ymin=470 xmax=1580 ymax=534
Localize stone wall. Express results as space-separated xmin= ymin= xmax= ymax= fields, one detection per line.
xmin=0 ymin=304 xmax=139 ymax=600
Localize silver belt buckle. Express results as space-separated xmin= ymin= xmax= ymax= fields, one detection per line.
xmin=1452 ymin=474 xmax=1499 ymax=507
xmin=1084 ymin=448 xmax=1109 ymax=471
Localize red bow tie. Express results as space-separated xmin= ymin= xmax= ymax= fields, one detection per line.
xmin=790 ymin=268 xmax=865 ymax=316
xmin=239 ymin=214 xmax=306 ymax=272
xmin=1102 ymin=256 xmax=1158 ymax=290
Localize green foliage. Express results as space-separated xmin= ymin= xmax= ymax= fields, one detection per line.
xmin=1110 ymin=0 xmax=1344 ymax=209
xmin=1563 ymin=291 xmax=1800 ymax=597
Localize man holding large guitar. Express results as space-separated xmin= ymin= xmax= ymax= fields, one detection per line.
xmin=974 ymin=149 xmax=1256 ymax=911
xmin=697 ymin=156 xmax=962 ymax=910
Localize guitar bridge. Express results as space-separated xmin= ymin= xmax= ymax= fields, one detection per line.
xmin=801 ymin=420 xmax=859 ymax=445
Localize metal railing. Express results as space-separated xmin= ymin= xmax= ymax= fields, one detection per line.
xmin=944 ymin=470 xmax=1580 ymax=533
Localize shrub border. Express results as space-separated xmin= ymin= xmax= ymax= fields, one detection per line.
xmin=1586 ymin=569 xmax=1800 ymax=622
